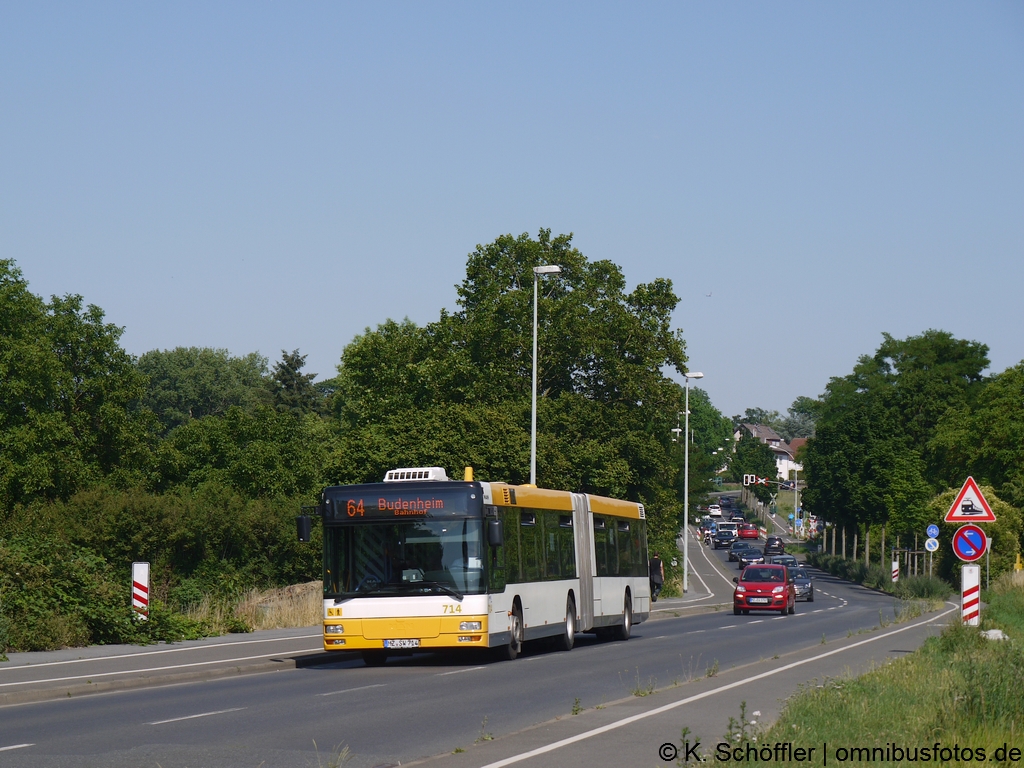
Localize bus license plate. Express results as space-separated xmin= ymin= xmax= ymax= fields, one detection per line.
xmin=749 ymin=598 xmax=769 ymax=604
xmin=384 ymin=639 xmax=420 ymax=649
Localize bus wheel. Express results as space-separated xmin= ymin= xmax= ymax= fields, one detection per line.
xmin=612 ymin=594 xmax=632 ymax=641
xmin=362 ymin=650 xmax=388 ymax=667
xmin=554 ymin=597 xmax=576 ymax=652
xmin=497 ymin=607 xmax=524 ymax=661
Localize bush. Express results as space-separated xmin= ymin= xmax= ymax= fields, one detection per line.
xmin=806 ymin=551 xmax=952 ymax=599
xmin=0 ymin=481 xmax=321 ymax=652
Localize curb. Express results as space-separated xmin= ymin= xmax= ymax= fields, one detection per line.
xmin=0 ymin=651 xmax=338 ymax=708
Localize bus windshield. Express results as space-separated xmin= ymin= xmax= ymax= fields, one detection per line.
xmin=324 ymin=518 xmax=486 ymax=599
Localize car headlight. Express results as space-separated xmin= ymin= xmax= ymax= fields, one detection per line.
xmin=459 ymin=621 xmax=482 ymax=631
xmin=772 ymin=586 xmax=785 ymax=594
xmin=325 ymin=624 xmax=344 ymax=634
xmin=735 ymin=585 xmax=746 ymax=593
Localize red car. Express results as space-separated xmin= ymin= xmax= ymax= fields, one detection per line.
xmin=738 ymin=523 xmax=759 ymax=540
xmin=733 ymin=564 xmax=795 ymax=616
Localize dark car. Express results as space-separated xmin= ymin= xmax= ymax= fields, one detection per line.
xmin=763 ymin=536 xmax=785 ymax=555
xmin=767 ymin=553 xmax=799 ymax=569
xmin=791 ymin=566 xmax=814 ymax=602
xmin=713 ymin=529 xmax=737 ymax=549
xmin=728 ymin=540 xmax=750 ymax=561
xmin=733 ymin=564 xmax=796 ymax=616
xmin=737 ymin=548 xmax=766 ymax=569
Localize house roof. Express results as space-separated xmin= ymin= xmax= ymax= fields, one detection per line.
xmin=737 ymin=423 xmax=783 ymax=443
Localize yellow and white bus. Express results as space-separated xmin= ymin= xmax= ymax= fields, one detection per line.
xmin=297 ymin=466 xmax=651 ymax=665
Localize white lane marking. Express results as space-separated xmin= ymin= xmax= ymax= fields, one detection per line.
xmin=0 ymin=649 xmax=322 ymax=689
xmin=696 ymin=539 xmax=740 ymax=590
xmin=686 ymin=630 xmax=705 ymax=635
xmin=649 ymin=636 xmax=668 ymax=640
xmin=148 ymin=707 xmax=246 ymax=725
xmin=0 ymin=633 xmax=323 ymax=673
xmin=719 ymin=625 xmax=737 ymax=629
xmin=318 ymin=683 xmax=386 ymax=697
xmin=0 ymin=744 xmax=34 ymax=752
xmin=477 ymin=605 xmax=957 ymax=768
xmin=813 ymin=610 xmax=824 ymax=613
xmin=828 ymin=607 xmax=837 ymax=610
xmin=748 ymin=620 xmax=763 ymax=624
xmin=437 ymin=666 xmax=485 ymax=676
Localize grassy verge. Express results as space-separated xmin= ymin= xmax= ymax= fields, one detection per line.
xmin=676 ymin=571 xmax=1024 ymax=766
xmin=184 ymin=580 xmax=322 ymax=634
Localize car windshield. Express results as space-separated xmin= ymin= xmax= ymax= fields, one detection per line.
xmin=743 ymin=568 xmax=785 ymax=583
xmin=793 ymin=568 xmax=809 ymax=579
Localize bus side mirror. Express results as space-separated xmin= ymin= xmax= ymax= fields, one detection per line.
xmin=487 ymin=519 xmax=504 ymax=548
xmin=296 ymin=515 xmax=312 ymax=543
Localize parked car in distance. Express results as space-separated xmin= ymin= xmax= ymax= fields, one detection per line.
xmin=737 ymin=548 xmax=766 ymax=569
xmin=728 ymin=540 xmax=750 ymax=561
xmin=780 ymin=481 xmax=795 ymax=491
xmin=767 ymin=554 xmax=799 ymax=569
xmin=763 ymin=536 xmax=785 ymax=555
xmin=738 ymin=523 xmax=759 ymax=539
xmin=791 ymin=566 xmax=814 ymax=602
xmin=713 ymin=529 xmax=737 ymax=549
xmin=733 ymin=564 xmax=796 ymax=616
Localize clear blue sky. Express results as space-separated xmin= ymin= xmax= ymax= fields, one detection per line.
xmin=3 ymin=3 xmax=1022 ymax=418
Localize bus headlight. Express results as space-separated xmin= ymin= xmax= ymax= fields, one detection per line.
xmin=459 ymin=621 xmax=482 ymax=631
xmin=325 ymin=624 xmax=344 ymax=634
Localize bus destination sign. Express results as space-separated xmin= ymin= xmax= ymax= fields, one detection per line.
xmin=324 ymin=486 xmax=476 ymax=521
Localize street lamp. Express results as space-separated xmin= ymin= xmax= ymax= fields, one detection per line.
xmin=531 ymin=264 xmax=561 ymax=486
xmin=682 ymin=370 xmax=703 ymax=593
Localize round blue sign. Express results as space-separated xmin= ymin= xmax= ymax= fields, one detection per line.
xmin=926 ymin=524 xmax=940 ymax=539
xmin=952 ymin=525 xmax=986 ymax=563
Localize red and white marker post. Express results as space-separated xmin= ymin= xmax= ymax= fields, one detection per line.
xmin=891 ymin=559 xmax=899 ymax=583
xmin=961 ymin=565 xmax=981 ymax=625
xmin=132 ymin=561 xmax=150 ymax=621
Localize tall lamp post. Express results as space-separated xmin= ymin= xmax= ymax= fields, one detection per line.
xmin=682 ymin=371 xmax=703 ymax=592
xmin=531 ymin=264 xmax=561 ymax=486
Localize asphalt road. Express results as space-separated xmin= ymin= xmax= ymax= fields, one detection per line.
xmin=0 ymin=510 xmax=952 ymax=767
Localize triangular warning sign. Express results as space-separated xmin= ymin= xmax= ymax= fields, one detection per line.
xmin=944 ymin=477 xmax=996 ymax=523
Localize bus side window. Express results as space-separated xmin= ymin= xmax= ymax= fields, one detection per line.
xmin=593 ymin=517 xmax=608 ymax=576
xmin=558 ymin=515 xmax=576 ymax=579
xmin=543 ymin=510 xmax=560 ymax=580
xmin=521 ymin=510 xmax=541 ymax=582
xmin=617 ymin=520 xmax=632 ymax=576
xmin=502 ymin=508 xmax=523 ymax=583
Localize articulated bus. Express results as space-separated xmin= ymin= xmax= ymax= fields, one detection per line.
xmin=296 ymin=466 xmax=650 ymax=665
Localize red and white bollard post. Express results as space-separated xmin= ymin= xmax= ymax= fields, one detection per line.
xmin=961 ymin=564 xmax=980 ymax=626
xmin=891 ymin=559 xmax=899 ymax=583
xmin=132 ymin=561 xmax=150 ymax=621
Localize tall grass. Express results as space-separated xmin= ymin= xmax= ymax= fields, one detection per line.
xmin=184 ymin=580 xmax=322 ymax=633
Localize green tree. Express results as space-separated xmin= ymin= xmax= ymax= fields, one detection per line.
xmin=138 ymin=347 xmax=270 ymax=433
xmin=801 ymin=330 xmax=989 ymax=538
xmin=0 ymin=260 xmax=151 ymax=509
xmin=271 ymin=349 xmax=321 ymax=415
xmin=329 ymin=230 xmax=692 ymax=556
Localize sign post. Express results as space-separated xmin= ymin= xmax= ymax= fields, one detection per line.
xmin=891 ymin=558 xmax=899 ymax=583
xmin=961 ymin=564 xmax=981 ymax=626
xmin=132 ymin=561 xmax=150 ymax=621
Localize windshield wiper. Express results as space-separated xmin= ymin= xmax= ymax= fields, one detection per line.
xmin=418 ymin=581 xmax=464 ymax=601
